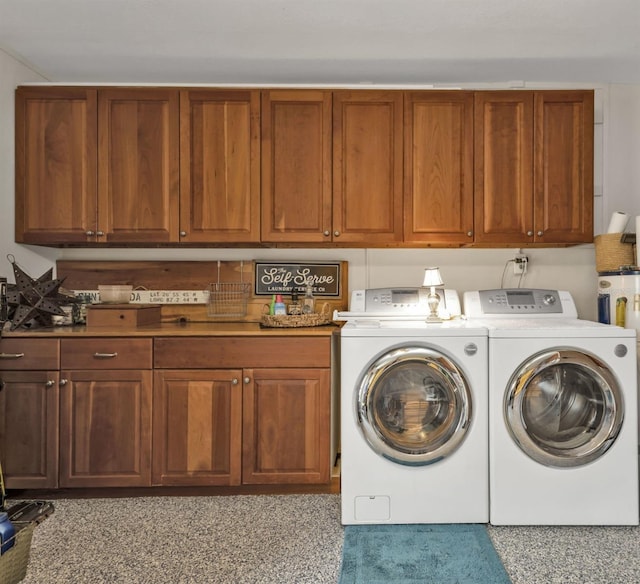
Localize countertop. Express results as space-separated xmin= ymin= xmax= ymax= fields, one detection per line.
xmin=1 ymin=320 xmax=341 ymax=338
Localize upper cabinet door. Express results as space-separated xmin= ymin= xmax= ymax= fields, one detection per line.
xmin=261 ymin=90 xmax=332 ymax=243
xmin=404 ymin=91 xmax=474 ymax=245
xmin=98 ymin=89 xmax=180 ymax=243
xmin=15 ymin=87 xmax=98 ymax=244
xmin=333 ymin=91 xmax=403 ymax=244
xmin=179 ymin=89 xmax=260 ymax=243
xmin=534 ymin=91 xmax=594 ymax=244
xmin=474 ymin=91 xmax=534 ymax=244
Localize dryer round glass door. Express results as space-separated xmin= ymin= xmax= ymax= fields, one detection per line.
xmin=356 ymin=345 xmax=473 ymax=466
xmin=504 ymin=348 xmax=624 ymax=468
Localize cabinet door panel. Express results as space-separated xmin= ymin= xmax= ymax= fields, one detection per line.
xmin=474 ymin=92 xmax=534 ymax=244
xmin=242 ymin=368 xmax=330 ymax=484
xmin=59 ymin=369 xmax=152 ymax=487
xmin=180 ymin=90 xmax=260 ymax=242
xmin=261 ymin=90 xmax=332 ymax=242
xmin=404 ymin=91 xmax=474 ymax=244
xmin=333 ymin=91 xmax=403 ymax=243
xmin=534 ymin=91 xmax=594 ymax=243
xmin=153 ymin=370 xmax=242 ymax=486
xmin=98 ymin=89 xmax=179 ymax=242
xmin=15 ymin=87 xmax=97 ymax=244
xmin=0 ymin=371 xmax=59 ymax=489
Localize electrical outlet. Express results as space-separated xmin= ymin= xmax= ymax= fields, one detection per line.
xmin=513 ymin=255 xmax=529 ymax=275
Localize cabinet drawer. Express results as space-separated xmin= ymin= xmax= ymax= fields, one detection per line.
xmin=154 ymin=337 xmax=331 ymax=369
xmin=61 ymin=338 xmax=152 ymax=369
xmin=0 ymin=338 xmax=59 ymax=370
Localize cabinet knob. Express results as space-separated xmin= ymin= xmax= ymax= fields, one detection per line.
xmin=244 ymin=376 xmax=251 ymax=384
xmin=334 ymin=231 xmax=340 ymax=237
xmin=45 ymin=380 xmax=55 ymax=388
xmin=467 ymin=231 xmax=473 ymax=237
xmin=180 ymin=231 xmax=187 ymax=237
xmin=232 ymin=378 xmax=239 ymax=385
xmin=323 ymin=230 xmax=330 ymax=237
xmin=59 ymin=379 xmax=68 ymax=386
xmin=96 ymin=230 xmax=104 ymax=237
xmin=86 ymin=230 xmax=95 ymax=236
xmin=537 ymin=230 xmax=544 ymax=236
xmin=527 ymin=230 xmax=534 ymax=237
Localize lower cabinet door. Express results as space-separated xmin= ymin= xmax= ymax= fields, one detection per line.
xmin=0 ymin=371 xmax=59 ymax=489
xmin=242 ymin=368 xmax=331 ymax=485
xmin=152 ymin=370 xmax=243 ymax=486
xmin=59 ymin=369 xmax=152 ymax=487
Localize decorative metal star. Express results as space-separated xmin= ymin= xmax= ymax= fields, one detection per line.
xmin=6 ymin=256 xmax=71 ymax=330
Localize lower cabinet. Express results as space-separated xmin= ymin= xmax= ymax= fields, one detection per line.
xmin=153 ymin=336 xmax=333 ymax=485
xmin=0 ymin=334 xmax=333 ymax=490
xmin=242 ymin=368 xmax=331 ymax=485
xmin=0 ymin=339 xmax=60 ymax=489
xmin=152 ymin=369 xmax=243 ymax=486
xmin=59 ymin=338 xmax=153 ymax=488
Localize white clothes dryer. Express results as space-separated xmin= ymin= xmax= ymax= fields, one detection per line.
xmin=336 ymin=288 xmax=488 ymax=525
xmin=465 ymin=288 xmax=639 ymax=526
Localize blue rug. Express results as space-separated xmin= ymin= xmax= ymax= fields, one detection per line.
xmin=339 ymin=524 xmax=511 ymax=584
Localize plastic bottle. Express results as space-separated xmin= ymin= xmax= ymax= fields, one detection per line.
xmin=0 ymin=511 xmax=15 ymax=555
xmin=302 ymin=284 xmax=315 ymax=314
xmin=274 ymin=294 xmax=287 ymax=315
xmin=269 ymin=294 xmax=276 ymax=315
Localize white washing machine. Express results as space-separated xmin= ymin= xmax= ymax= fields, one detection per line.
xmin=465 ymin=288 xmax=639 ymax=526
xmin=336 ymin=288 xmax=488 ymax=524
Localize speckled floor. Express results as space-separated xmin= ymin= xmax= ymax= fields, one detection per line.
xmin=11 ymin=495 xmax=640 ymax=583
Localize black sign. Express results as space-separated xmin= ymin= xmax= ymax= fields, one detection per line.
xmin=255 ymin=262 xmax=341 ymax=296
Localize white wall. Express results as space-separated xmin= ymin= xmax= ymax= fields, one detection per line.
xmin=2 ymin=48 xmax=637 ymax=322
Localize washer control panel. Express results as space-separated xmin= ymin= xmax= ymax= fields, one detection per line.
xmin=463 ymin=288 xmax=577 ymax=318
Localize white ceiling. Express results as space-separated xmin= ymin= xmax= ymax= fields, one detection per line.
xmin=1 ymin=0 xmax=639 ymax=85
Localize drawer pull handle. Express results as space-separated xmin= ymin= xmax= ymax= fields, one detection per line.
xmin=0 ymin=353 xmax=25 ymax=359
xmin=93 ymin=352 xmax=118 ymax=359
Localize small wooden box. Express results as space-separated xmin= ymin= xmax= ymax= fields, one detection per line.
xmin=86 ymin=304 xmax=162 ymax=328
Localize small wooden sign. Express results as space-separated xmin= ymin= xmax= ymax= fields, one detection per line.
xmin=254 ymin=262 xmax=341 ymax=296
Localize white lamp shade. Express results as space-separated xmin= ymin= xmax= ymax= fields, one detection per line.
xmin=423 ymin=267 xmax=443 ymax=287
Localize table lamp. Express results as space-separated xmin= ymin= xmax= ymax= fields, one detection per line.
xmin=423 ymin=267 xmax=443 ymax=322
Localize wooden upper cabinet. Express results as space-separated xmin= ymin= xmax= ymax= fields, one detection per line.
xmin=534 ymin=91 xmax=594 ymax=244
xmin=180 ymin=89 xmax=260 ymax=243
xmin=261 ymin=90 xmax=332 ymax=243
xmin=98 ymin=88 xmax=180 ymax=243
xmin=474 ymin=90 xmax=593 ymax=245
xmin=474 ymin=91 xmax=534 ymax=244
xmin=404 ymin=91 xmax=474 ymax=244
xmin=15 ymin=87 xmax=98 ymax=244
xmin=333 ymin=91 xmax=403 ymax=243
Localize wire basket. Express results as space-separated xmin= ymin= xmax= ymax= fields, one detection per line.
xmin=0 ymin=523 xmax=35 ymax=584
xmin=207 ymin=282 xmax=251 ymax=318
xmin=206 ymin=260 xmax=251 ymax=318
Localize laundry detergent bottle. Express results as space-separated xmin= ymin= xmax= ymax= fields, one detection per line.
xmin=0 ymin=511 xmax=15 ymax=555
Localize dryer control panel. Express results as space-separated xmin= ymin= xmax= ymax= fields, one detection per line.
xmin=464 ymin=288 xmax=578 ymax=318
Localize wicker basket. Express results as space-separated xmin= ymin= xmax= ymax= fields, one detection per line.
xmin=0 ymin=523 xmax=35 ymax=584
xmin=594 ymin=233 xmax=635 ymax=273
xmin=261 ymin=303 xmax=331 ymax=328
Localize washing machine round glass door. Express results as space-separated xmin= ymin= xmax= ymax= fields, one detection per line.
xmin=505 ymin=348 xmax=624 ymax=468
xmin=357 ymin=345 xmax=473 ymax=466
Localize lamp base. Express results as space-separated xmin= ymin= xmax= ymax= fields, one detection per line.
xmin=425 ymin=314 xmax=443 ymax=323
